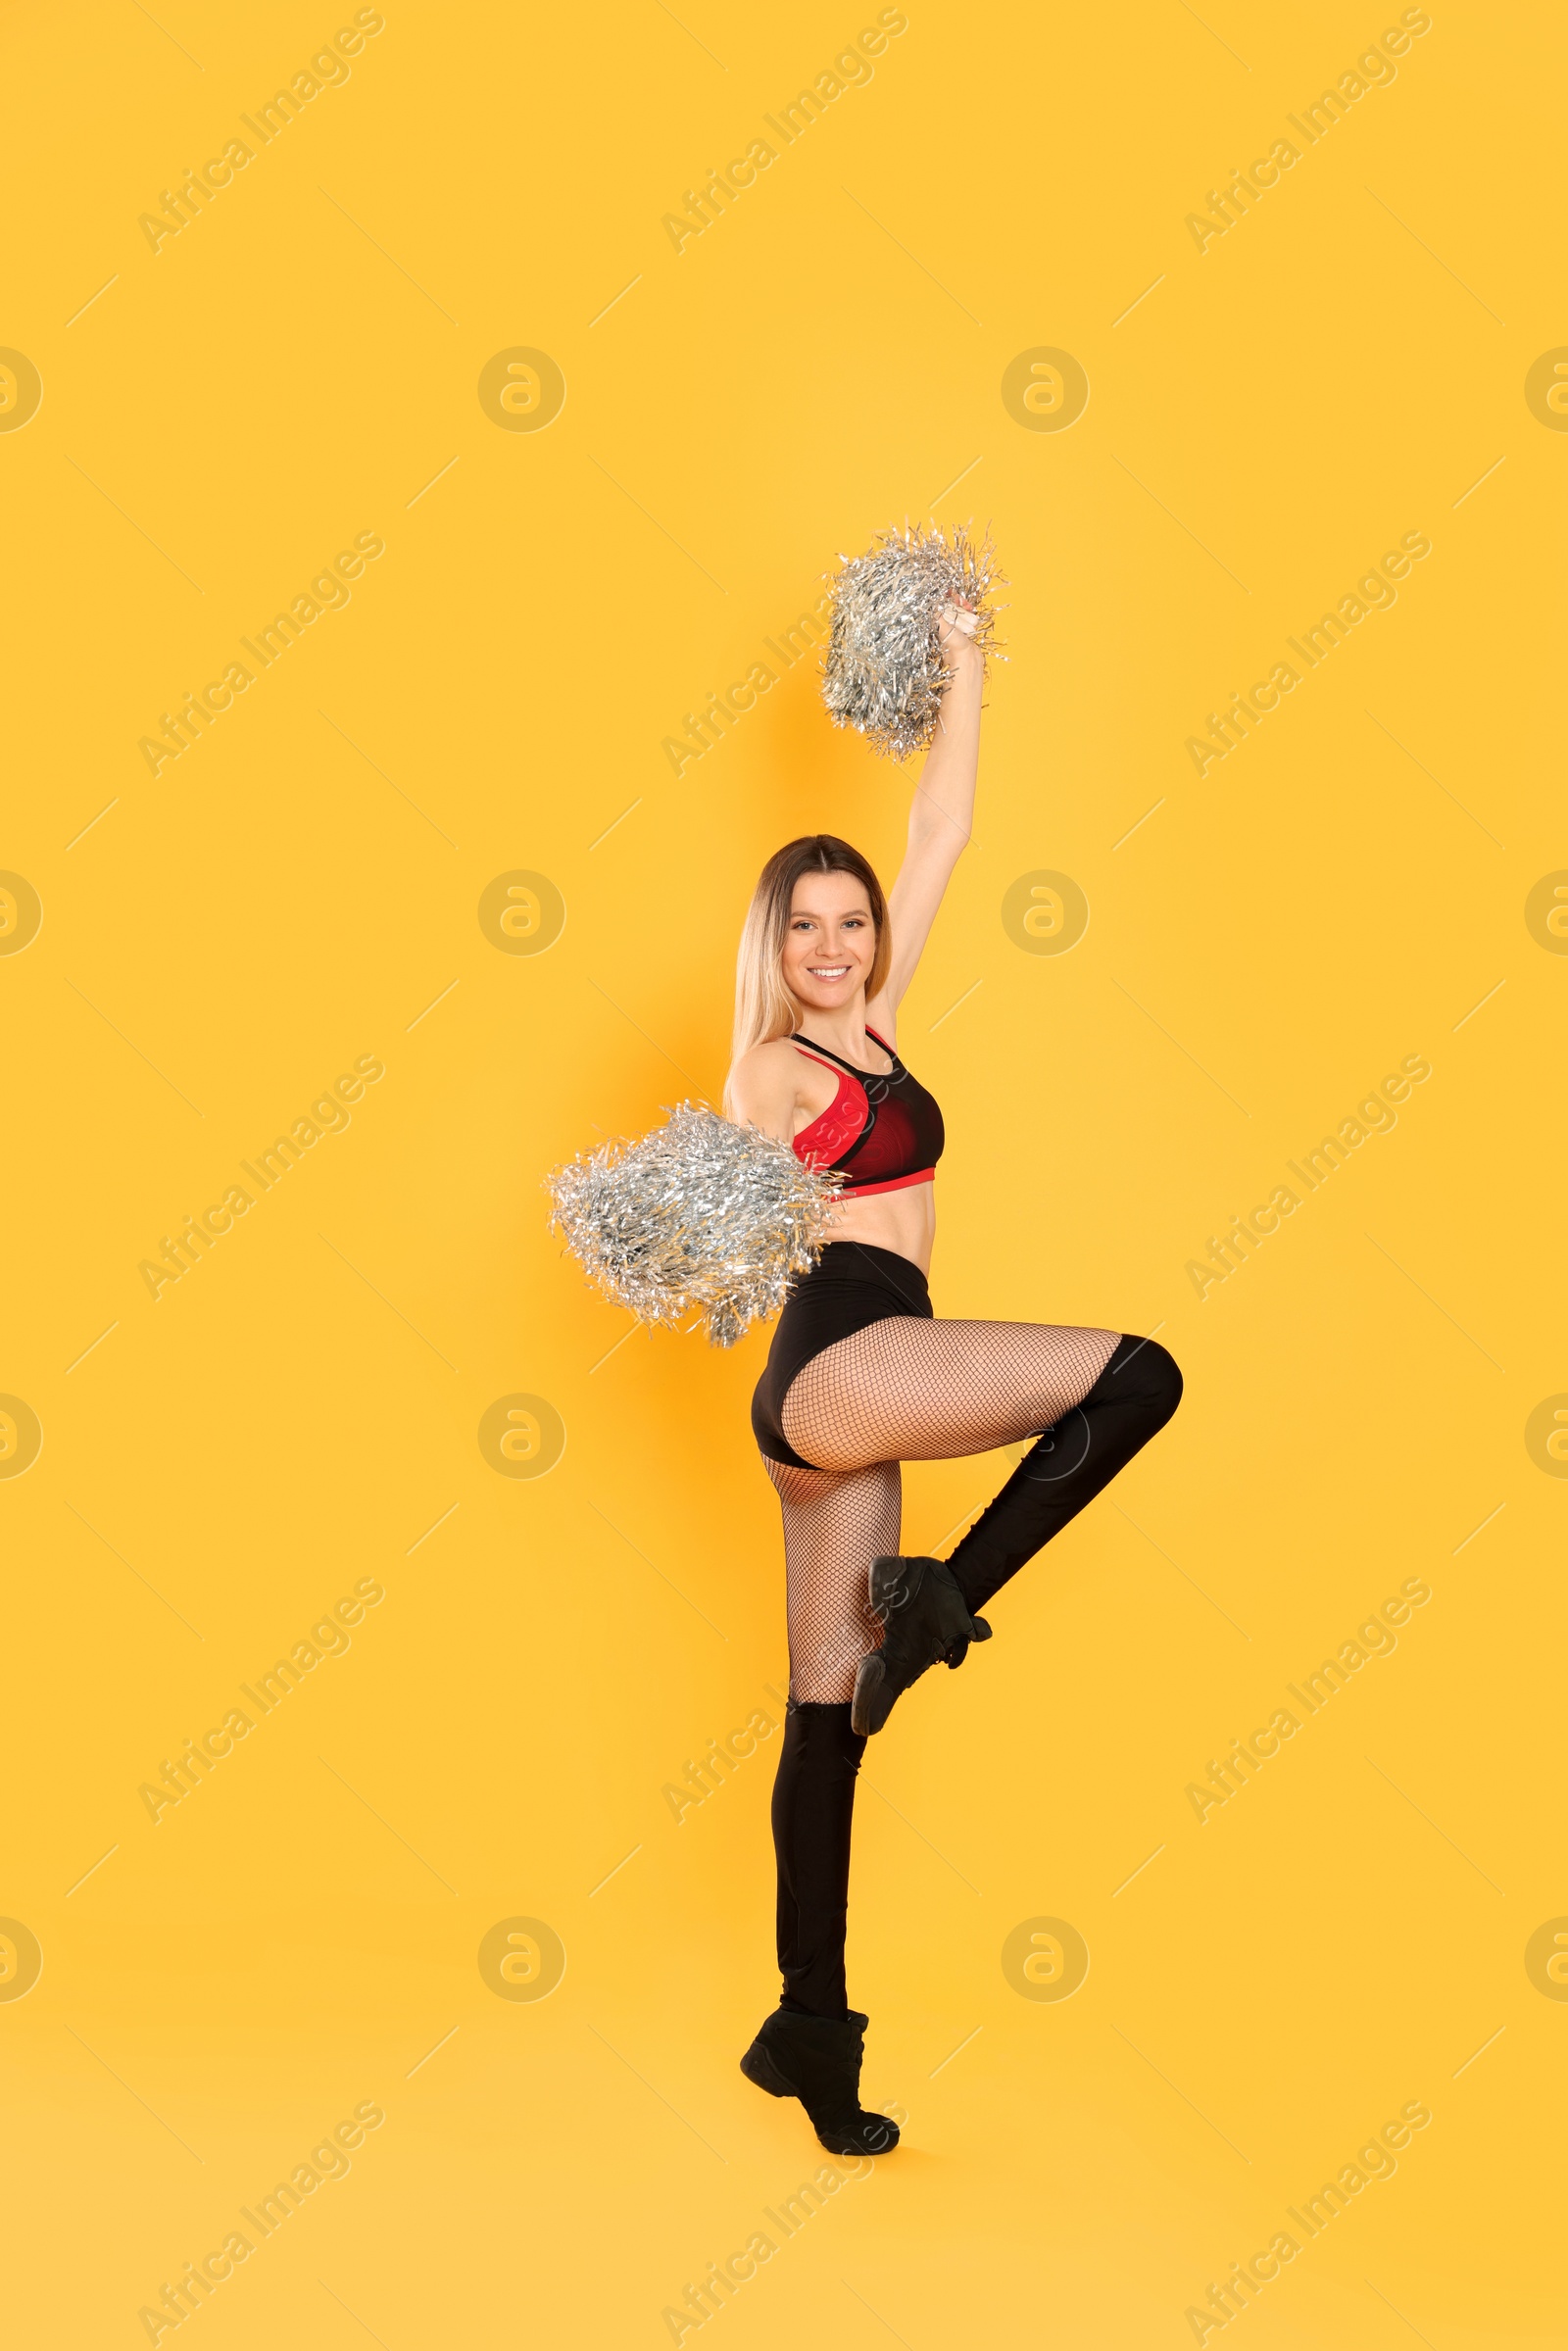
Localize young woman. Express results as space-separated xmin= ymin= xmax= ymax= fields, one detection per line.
xmin=725 ymin=604 xmax=1184 ymax=2158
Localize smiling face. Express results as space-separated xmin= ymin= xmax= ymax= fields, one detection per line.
xmin=781 ymin=868 xmax=878 ymax=1018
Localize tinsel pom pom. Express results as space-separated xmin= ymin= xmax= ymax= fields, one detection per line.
xmin=544 ymin=1102 xmax=844 ymax=1348
xmin=821 ymin=518 xmax=1005 ymax=761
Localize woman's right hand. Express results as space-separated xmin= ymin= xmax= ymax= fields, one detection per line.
xmin=936 ymin=597 xmax=982 ymax=685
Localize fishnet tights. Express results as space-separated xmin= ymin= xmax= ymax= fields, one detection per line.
xmin=764 ymin=1319 xmax=1120 ymax=1702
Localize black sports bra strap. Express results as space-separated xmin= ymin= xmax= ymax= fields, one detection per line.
xmin=796 ymin=1029 xmax=899 ymax=1078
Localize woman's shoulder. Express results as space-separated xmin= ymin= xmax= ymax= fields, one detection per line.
xmin=729 ymin=1035 xmax=805 ymax=1095
xmin=728 ymin=1039 xmax=817 ymax=1138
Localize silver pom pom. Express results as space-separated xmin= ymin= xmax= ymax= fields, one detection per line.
xmin=821 ymin=519 xmax=1005 ymax=761
xmin=545 ymin=1102 xmax=844 ymax=1348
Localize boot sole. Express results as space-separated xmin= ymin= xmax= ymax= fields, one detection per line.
xmin=817 ymin=2116 xmax=900 ymax=2156
xmin=867 ymin=1555 xmax=909 ymax=1621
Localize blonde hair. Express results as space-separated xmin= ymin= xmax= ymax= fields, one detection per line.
xmin=723 ymin=835 xmax=890 ymax=1114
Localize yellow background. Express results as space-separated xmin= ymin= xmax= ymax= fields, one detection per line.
xmin=4 ymin=0 xmax=1564 ymax=2341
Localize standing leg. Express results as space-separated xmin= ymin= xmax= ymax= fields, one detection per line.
xmin=771 ymin=1702 xmax=865 ymax=2019
xmin=763 ymin=1455 xmax=900 ymax=2015
xmin=744 ymin=1454 xmax=903 ymax=2156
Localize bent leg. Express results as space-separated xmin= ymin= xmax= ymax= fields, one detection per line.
xmin=781 ymin=1316 xmax=1122 ymax=1475
xmin=946 ymin=1335 xmax=1184 ymax=1614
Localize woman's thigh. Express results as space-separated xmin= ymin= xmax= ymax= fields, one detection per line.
xmin=781 ymin=1315 xmax=1122 ymax=1476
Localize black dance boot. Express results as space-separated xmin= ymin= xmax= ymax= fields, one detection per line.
xmin=850 ymin=1554 xmax=992 ymax=1736
xmin=740 ymin=2007 xmax=900 ymax=2157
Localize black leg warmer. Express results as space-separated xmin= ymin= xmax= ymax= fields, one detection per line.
xmin=770 ymin=1698 xmax=866 ymax=2019
xmin=946 ymin=1335 xmax=1183 ymax=1616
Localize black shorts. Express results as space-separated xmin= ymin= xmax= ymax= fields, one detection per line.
xmin=752 ymin=1243 xmax=933 ymax=1471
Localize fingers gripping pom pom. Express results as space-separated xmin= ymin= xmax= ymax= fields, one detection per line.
xmin=821 ymin=519 xmax=1005 ymax=762
xmin=545 ymin=1104 xmax=844 ymax=1348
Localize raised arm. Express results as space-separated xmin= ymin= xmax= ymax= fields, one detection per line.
xmin=873 ymin=608 xmax=985 ymax=1020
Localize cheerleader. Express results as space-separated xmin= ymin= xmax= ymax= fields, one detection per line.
xmin=727 ymin=601 xmax=1183 ymax=2154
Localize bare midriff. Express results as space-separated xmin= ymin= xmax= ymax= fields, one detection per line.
xmin=815 ymin=1177 xmax=936 ymax=1275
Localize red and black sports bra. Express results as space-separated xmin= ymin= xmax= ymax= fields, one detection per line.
xmin=790 ymin=1026 xmax=944 ymax=1198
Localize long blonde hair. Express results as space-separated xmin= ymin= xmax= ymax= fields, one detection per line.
xmin=723 ymin=835 xmax=890 ymax=1114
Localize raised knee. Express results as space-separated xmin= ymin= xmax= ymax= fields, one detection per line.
xmin=1107 ymin=1336 xmax=1181 ymax=1424
xmin=1141 ymin=1340 xmax=1183 ymax=1424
